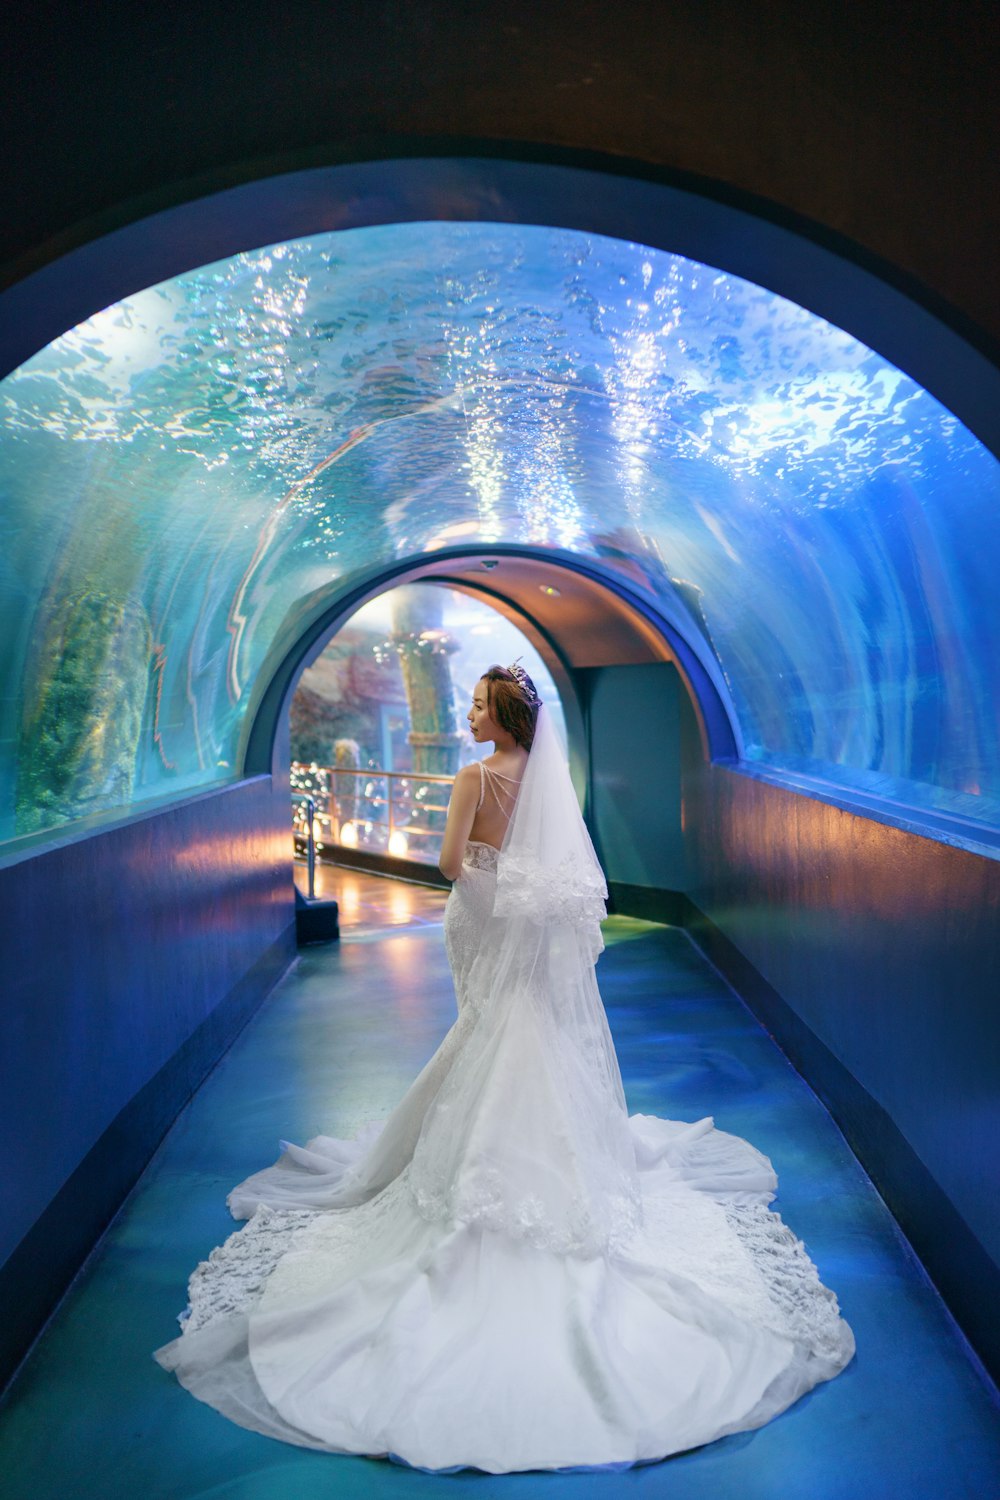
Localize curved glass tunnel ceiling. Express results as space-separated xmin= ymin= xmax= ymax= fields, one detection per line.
xmin=2 ymin=220 xmax=999 ymax=848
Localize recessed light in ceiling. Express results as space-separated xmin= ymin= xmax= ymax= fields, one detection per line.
xmin=539 ymin=583 xmax=561 ymax=598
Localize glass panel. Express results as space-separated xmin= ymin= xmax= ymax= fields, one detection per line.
xmin=3 ymin=221 xmax=998 ymax=847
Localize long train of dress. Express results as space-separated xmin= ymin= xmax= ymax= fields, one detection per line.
xmin=155 ymin=840 xmax=854 ymax=1473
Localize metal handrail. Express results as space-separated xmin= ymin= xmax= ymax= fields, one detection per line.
xmin=291 ymin=763 xmax=457 ymax=867
xmin=311 ymin=768 xmax=455 ymax=789
xmin=291 ymin=792 xmax=317 ymax=896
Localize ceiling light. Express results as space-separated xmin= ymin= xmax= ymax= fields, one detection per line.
xmin=539 ymin=584 xmax=561 ymax=598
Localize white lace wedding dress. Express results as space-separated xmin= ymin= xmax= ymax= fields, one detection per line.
xmin=155 ymin=710 xmax=854 ymax=1473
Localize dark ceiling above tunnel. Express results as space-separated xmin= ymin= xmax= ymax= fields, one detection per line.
xmin=3 ymin=0 xmax=999 ymax=361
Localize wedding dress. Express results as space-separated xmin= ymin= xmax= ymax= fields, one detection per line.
xmin=155 ymin=706 xmax=854 ymax=1473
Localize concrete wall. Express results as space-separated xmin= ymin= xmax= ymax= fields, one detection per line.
xmin=0 ymin=775 xmax=296 ymax=1386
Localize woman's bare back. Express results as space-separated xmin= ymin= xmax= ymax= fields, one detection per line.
xmin=467 ymin=756 xmax=525 ymax=850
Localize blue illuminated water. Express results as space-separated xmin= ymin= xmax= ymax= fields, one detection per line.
xmin=1 ymin=222 xmax=998 ymax=844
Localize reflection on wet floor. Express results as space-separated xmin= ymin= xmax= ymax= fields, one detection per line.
xmin=2 ymin=866 xmax=998 ymax=1500
xmin=297 ymin=860 xmax=448 ymax=939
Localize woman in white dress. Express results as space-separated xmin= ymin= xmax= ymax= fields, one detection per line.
xmin=155 ymin=664 xmax=854 ymax=1473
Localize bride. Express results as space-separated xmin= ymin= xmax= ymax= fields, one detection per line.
xmin=155 ymin=663 xmax=854 ymax=1473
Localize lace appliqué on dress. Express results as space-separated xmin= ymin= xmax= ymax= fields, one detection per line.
xmin=494 ymin=852 xmax=607 ymax=964
xmin=410 ymin=1163 xmax=642 ymax=1258
xmin=495 ymin=851 xmax=606 ymax=926
xmin=724 ymin=1201 xmax=848 ymax=1362
xmin=625 ymin=1184 xmax=848 ymax=1365
xmin=177 ymin=1176 xmax=846 ymax=1378
xmin=179 ymin=1176 xmax=422 ymax=1334
xmin=462 ymin=841 xmax=500 ymax=873
xmin=181 ymin=1206 xmax=318 ymax=1333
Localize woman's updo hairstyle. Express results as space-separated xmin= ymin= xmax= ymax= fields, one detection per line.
xmin=483 ymin=663 xmax=540 ymax=750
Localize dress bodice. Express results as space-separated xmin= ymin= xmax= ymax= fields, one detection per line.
xmin=462 ymin=838 xmax=500 ymax=873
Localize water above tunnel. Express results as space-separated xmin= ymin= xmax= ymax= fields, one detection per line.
xmin=2 ymin=220 xmax=999 ymax=848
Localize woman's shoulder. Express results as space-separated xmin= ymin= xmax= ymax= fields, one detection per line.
xmin=484 ymin=750 xmax=527 ymax=778
xmin=453 ymin=762 xmax=483 ymax=790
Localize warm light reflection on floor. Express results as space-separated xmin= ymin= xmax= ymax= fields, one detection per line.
xmin=295 ymin=860 xmax=448 ymax=940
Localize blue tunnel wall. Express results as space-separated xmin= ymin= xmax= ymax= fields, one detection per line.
xmin=678 ymin=716 xmax=1000 ymax=1382
xmin=0 ymin=770 xmax=295 ymax=1387
xmin=2 ymin=163 xmax=999 ymax=1391
xmin=576 ymin=651 xmax=1000 ymax=1381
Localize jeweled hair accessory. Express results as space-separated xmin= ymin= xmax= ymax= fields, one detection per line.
xmin=507 ymin=657 xmax=541 ymax=707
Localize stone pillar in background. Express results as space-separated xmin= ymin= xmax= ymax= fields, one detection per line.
xmin=390 ymin=586 xmax=462 ymax=777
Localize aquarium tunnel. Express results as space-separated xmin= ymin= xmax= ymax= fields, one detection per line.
xmin=1 ymin=170 xmax=999 ymax=1398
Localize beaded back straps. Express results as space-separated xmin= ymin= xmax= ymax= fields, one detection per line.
xmin=477 ymin=761 xmax=522 ymax=818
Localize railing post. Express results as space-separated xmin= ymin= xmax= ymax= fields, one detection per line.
xmin=305 ymin=794 xmax=316 ymax=899
xmin=387 ymin=771 xmax=394 ymax=851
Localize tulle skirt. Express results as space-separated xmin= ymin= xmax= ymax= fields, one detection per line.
xmin=155 ymin=855 xmax=854 ymax=1472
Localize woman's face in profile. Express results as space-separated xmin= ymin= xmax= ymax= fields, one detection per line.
xmin=467 ymin=679 xmax=501 ymax=743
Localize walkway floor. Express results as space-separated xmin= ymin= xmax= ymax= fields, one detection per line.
xmin=2 ymin=867 xmax=998 ymax=1499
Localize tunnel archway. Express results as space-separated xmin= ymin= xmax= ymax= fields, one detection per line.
xmin=2 ymin=162 xmax=999 ymax=1395
xmin=244 ymin=543 xmax=739 ymax=782
xmin=263 ymin=547 xmax=725 ymax=904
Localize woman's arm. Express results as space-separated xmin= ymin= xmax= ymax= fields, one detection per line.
xmin=438 ymin=764 xmax=481 ymax=881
